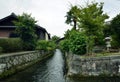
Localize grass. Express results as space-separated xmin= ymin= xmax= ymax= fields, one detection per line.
xmin=95 ymin=52 xmax=120 ymax=57
xmin=80 ymin=52 xmax=120 ymax=58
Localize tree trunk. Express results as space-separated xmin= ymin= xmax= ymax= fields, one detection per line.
xmin=73 ymin=18 xmax=77 ymax=30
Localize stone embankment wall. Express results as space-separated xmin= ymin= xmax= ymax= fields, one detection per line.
xmin=66 ymin=53 xmax=120 ymax=76
xmin=0 ymin=51 xmax=51 ymax=78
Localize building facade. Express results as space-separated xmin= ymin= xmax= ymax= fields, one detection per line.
xmin=0 ymin=13 xmax=50 ymax=40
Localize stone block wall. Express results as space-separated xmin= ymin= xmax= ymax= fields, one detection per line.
xmin=0 ymin=51 xmax=49 ymax=78
xmin=67 ymin=53 xmax=120 ymax=76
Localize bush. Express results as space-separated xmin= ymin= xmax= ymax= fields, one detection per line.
xmin=0 ymin=38 xmax=23 ymax=53
xmin=69 ymin=31 xmax=87 ymax=55
xmin=36 ymin=40 xmax=48 ymax=51
xmin=59 ymin=39 xmax=70 ymax=52
xmin=36 ymin=40 xmax=56 ymax=51
xmin=59 ymin=30 xmax=87 ymax=55
xmin=47 ymin=41 xmax=56 ymax=51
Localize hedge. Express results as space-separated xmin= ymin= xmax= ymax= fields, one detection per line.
xmin=0 ymin=38 xmax=23 ymax=53
xmin=36 ymin=40 xmax=56 ymax=51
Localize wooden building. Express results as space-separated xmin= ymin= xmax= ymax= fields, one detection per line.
xmin=0 ymin=13 xmax=50 ymax=40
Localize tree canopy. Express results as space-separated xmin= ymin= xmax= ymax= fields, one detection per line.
xmin=51 ymin=35 xmax=60 ymax=43
xmin=65 ymin=6 xmax=80 ymax=30
xmin=110 ymin=13 xmax=120 ymax=48
xmin=14 ymin=13 xmax=37 ymax=50
xmin=65 ymin=2 xmax=109 ymax=55
xmin=79 ymin=2 xmax=109 ymax=36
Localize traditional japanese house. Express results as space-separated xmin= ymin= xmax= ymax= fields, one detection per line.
xmin=0 ymin=13 xmax=50 ymax=40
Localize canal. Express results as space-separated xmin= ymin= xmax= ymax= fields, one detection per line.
xmin=1 ymin=49 xmax=65 ymax=82
xmin=1 ymin=49 xmax=120 ymax=82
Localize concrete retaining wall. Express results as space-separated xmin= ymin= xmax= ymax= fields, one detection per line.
xmin=66 ymin=53 xmax=120 ymax=76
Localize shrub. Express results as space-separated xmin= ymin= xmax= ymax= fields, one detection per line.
xmin=0 ymin=38 xmax=23 ymax=53
xmin=60 ymin=30 xmax=87 ymax=55
xmin=59 ymin=39 xmax=70 ymax=52
xmin=47 ymin=41 xmax=56 ymax=51
xmin=69 ymin=31 xmax=87 ymax=55
xmin=36 ymin=40 xmax=48 ymax=51
xmin=36 ymin=40 xmax=56 ymax=51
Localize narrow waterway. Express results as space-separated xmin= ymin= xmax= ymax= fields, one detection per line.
xmin=2 ymin=49 xmax=65 ymax=82
xmin=1 ymin=49 xmax=120 ymax=82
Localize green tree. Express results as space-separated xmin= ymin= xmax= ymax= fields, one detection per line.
xmin=104 ymin=22 xmax=111 ymax=37
xmin=14 ymin=13 xmax=37 ymax=50
xmin=110 ymin=13 xmax=120 ymax=48
xmin=51 ymin=35 xmax=60 ymax=43
xmin=78 ymin=2 xmax=109 ymax=54
xmin=65 ymin=2 xmax=109 ymax=55
xmin=79 ymin=2 xmax=108 ymax=35
xmin=65 ymin=6 xmax=80 ymax=30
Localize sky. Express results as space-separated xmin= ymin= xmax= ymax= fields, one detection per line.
xmin=0 ymin=0 xmax=120 ymax=37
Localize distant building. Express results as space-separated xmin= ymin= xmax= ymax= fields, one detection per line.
xmin=0 ymin=13 xmax=50 ymax=40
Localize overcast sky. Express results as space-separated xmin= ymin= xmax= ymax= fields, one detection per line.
xmin=0 ymin=0 xmax=120 ymax=37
